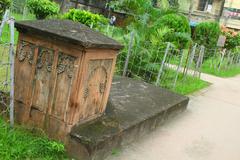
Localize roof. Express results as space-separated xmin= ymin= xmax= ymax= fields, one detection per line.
xmin=15 ymin=19 xmax=123 ymax=50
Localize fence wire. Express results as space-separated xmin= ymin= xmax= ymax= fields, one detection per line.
xmin=116 ymin=32 xmax=240 ymax=94
xmin=0 ymin=10 xmax=15 ymax=126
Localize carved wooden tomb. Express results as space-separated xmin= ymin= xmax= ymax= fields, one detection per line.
xmin=14 ymin=20 xmax=122 ymax=139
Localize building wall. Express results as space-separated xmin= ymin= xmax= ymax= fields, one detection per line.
xmin=220 ymin=0 xmax=240 ymax=30
xmin=179 ymin=0 xmax=224 ymax=23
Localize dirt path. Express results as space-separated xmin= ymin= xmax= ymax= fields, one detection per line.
xmin=106 ymin=74 xmax=240 ymax=160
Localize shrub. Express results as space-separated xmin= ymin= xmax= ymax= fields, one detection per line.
xmin=223 ymin=32 xmax=240 ymax=50
xmin=155 ymin=13 xmax=191 ymax=33
xmin=27 ymin=0 xmax=59 ymax=19
xmin=63 ymin=9 xmax=108 ymax=28
xmin=0 ymin=0 xmax=11 ymax=20
xmin=193 ymin=22 xmax=220 ymax=49
xmin=164 ymin=32 xmax=192 ymax=49
xmin=153 ymin=13 xmax=191 ymax=49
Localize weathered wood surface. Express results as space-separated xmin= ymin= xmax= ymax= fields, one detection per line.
xmin=14 ymin=33 xmax=118 ymax=139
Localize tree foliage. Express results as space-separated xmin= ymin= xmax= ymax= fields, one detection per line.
xmin=193 ymin=22 xmax=221 ymax=49
xmin=27 ymin=0 xmax=59 ymax=19
xmin=0 ymin=0 xmax=11 ymax=20
xmin=223 ymin=31 xmax=240 ymax=50
xmin=63 ymin=9 xmax=108 ymax=28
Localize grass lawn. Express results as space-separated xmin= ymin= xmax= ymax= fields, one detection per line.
xmin=159 ymin=70 xmax=210 ymax=95
xmin=0 ymin=118 xmax=67 ymax=160
xmin=128 ymin=68 xmax=210 ymax=95
xmin=201 ymin=58 xmax=240 ymax=78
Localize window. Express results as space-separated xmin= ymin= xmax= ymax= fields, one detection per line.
xmin=198 ymin=0 xmax=213 ymax=11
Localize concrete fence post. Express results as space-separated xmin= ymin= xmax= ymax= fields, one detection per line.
xmin=0 ymin=10 xmax=10 ymax=39
xmin=123 ymin=31 xmax=134 ymax=77
xmin=173 ymin=49 xmax=184 ymax=88
xmin=185 ymin=43 xmax=197 ymax=76
xmin=155 ymin=42 xmax=171 ymax=86
xmin=9 ymin=18 xmax=15 ymax=127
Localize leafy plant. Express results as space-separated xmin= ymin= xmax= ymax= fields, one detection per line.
xmin=0 ymin=118 xmax=66 ymax=159
xmin=153 ymin=13 xmax=191 ymax=49
xmin=224 ymin=32 xmax=240 ymax=50
xmin=26 ymin=0 xmax=59 ymax=19
xmin=0 ymin=0 xmax=11 ymax=20
xmin=155 ymin=13 xmax=191 ymax=33
xmin=193 ymin=22 xmax=220 ymax=52
xmin=63 ymin=9 xmax=108 ymax=28
xmin=164 ymin=32 xmax=192 ymax=49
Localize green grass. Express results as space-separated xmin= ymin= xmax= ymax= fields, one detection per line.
xmin=172 ymin=76 xmax=209 ymax=95
xmin=128 ymin=68 xmax=210 ymax=95
xmin=0 ymin=12 xmax=35 ymax=44
xmin=0 ymin=118 xmax=67 ymax=160
xmin=201 ymin=58 xmax=240 ymax=78
xmin=0 ymin=13 xmax=69 ymax=160
xmin=159 ymin=70 xmax=210 ymax=95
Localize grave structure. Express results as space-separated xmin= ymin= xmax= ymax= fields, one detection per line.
xmin=14 ymin=19 xmax=189 ymax=160
xmin=14 ymin=19 xmax=122 ymax=140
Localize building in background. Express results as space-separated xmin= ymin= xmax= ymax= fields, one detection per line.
xmin=179 ymin=0 xmax=224 ymax=22
xmin=179 ymin=0 xmax=240 ymax=30
xmin=220 ymin=0 xmax=240 ymax=30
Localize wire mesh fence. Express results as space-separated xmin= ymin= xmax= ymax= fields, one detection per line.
xmin=0 ymin=10 xmax=15 ymax=126
xmin=116 ymin=37 xmax=199 ymax=91
xmin=115 ymin=32 xmax=240 ymax=94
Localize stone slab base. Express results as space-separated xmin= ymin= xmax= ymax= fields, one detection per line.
xmin=67 ymin=77 xmax=189 ymax=160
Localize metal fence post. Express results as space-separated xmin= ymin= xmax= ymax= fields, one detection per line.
xmin=155 ymin=42 xmax=171 ymax=86
xmin=173 ymin=49 xmax=184 ymax=88
xmin=0 ymin=10 xmax=10 ymax=38
xmin=123 ymin=31 xmax=134 ymax=77
xmin=9 ymin=18 xmax=15 ymax=127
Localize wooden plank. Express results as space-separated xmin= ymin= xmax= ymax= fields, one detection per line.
xmin=21 ymin=33 xmax=84 ymax=57
xmin=51 ymin=52 xmax=78 ymax=120
xmin=31 ymin=47 xmax=54 ymax=113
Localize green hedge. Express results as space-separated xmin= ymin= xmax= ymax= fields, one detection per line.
xmin=63 ymin=9 xmax=108 ymax=28
xmin=27 ymin=0 xmax=59 ymax=19
xmin=155 ymin=13 xmax=191 ymax=33
xmin=153 ymin=13 xmax=191 ymax=49
xmin=193 ymin=22 xmax=220 ymax=50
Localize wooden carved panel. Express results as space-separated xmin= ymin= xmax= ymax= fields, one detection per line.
xmin=81 ymin=59 xmax=113 ymax=120
xmin=31 ymin=47 xmax=54 ymax=112
xmin=51 ymin=52 xmax=77 ymax=120
xmin=14 ymin=40 xmax=35 ymax=103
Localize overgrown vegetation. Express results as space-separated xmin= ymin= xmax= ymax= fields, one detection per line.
xmin=62 ymin=9 xmax=108 ymax=28
xmin=0 ymin=118 xmax=67 ymax=160
xmin=193 ymin=22 xmax=221 ymax=57
xmin=0 ymin=0 xmax=11 ymax=20
xmin=26 ymin=0 xmax=59 ymax=19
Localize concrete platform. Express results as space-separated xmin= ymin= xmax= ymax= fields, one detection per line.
xmin=67 ymin=77 xmax=189 ymax=160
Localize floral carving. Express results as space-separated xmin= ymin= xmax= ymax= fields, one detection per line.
xmin=99 ymin=82 xmax=106 ymax=94
xmin=36 ymin=47 xmax=54 ymax=72
xmin=17 ymin=41 xmax=35 ymax=64
xmin=57 ymin=52 xmax=76 ymax=78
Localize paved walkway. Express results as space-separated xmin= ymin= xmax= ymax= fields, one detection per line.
xmin=106 ymin=74 xmax=240 ymax=160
